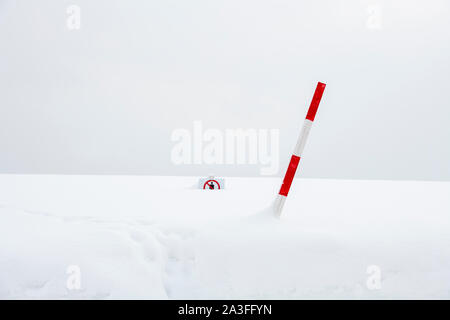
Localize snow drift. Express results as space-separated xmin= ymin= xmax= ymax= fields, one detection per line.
xmin=1 ymin=175 xmax=450 ymax=299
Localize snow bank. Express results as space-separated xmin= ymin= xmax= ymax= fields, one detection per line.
xmin=1 ymin=175 xmax=450 ymax=299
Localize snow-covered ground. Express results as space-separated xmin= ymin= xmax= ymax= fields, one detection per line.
xmin=1 ymin=174 xmax=450 ymax=299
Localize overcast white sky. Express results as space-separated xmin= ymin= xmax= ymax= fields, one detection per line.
xmin=0 ymin=0 xmax=449 ymax=180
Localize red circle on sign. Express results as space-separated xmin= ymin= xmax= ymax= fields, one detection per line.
xmin=203 ymin=179 xmax=221 ymax=190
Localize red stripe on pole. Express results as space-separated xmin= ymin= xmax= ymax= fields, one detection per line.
xmin=305 ymin=82 xmax=326 ymax=121
xmin=279 ymin=155 xmax=300 ymax=196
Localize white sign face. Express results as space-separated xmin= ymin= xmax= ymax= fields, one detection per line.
xmin=198 ymin=177 xmax=225 ymax=190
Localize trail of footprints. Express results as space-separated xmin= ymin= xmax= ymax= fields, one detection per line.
xmin=21 ymin=206 xmax=199 ymax=298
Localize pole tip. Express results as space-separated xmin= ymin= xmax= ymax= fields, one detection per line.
xmin=305 ymin=82 xmax=326 ymax=121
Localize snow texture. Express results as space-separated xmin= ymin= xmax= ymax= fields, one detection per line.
xmin=1 ymin=175 xmax=450 ymax=299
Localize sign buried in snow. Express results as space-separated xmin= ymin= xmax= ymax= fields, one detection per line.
xmin=198 ymin=176 xmax=225 ymax=190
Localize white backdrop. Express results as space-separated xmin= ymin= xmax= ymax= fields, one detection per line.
xmin=1 ymin=0 xmax=449 ymax=180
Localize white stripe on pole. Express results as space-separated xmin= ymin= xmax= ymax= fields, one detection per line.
xmin=293 ymin=119 xmax=313 ymax=157
xmin=274 ymin=194 xmax=287 ymax=217
xmin=274 ymin=82 xmax=326 ymax=217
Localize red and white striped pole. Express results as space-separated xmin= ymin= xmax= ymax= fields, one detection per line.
xmin=274 ymin=82 xmax=326 ymax=217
